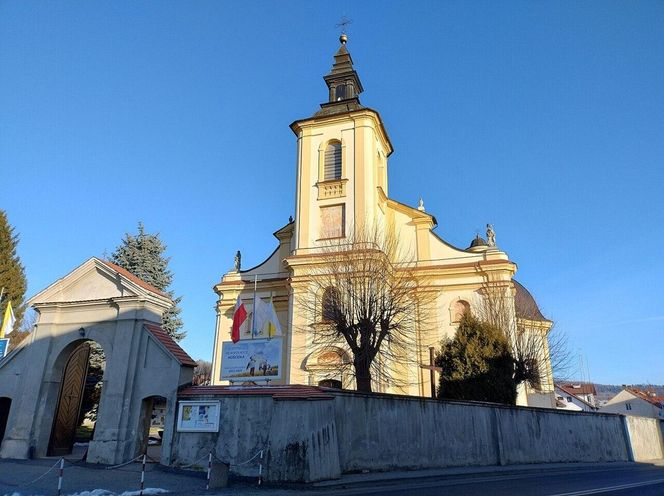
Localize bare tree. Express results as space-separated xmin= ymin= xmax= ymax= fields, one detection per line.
xmin=295 ymin=223 xmax=434 ymax=393
xmin=475 ymin=280 xmax=572 ymax=392
xmin=193 ymin=359 xmax=212 ymax=386
xmin=7 ymin=307 xmax=37 ymax=352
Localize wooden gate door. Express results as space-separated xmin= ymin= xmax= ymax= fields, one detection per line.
xmin=47 ymin=342 xmax=90 ymax=456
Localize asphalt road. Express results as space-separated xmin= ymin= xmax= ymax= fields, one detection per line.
xmin=311 ymin=463 xmax=664 ymax=496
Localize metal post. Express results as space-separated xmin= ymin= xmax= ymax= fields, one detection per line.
xmin=139 ymin=453 xmax=146 ymax=495
xmin=251 ymin=275 xmax=258 ymax=338
xmin=206 ymin=451 xmax=212 ymax=490
xmin=57 ymin=457 xmax=64 ymax=496
xmin=258 ymin=449 xmax=264 ymax=485
xmin=429 ymin=347 xmax=436 ymax=398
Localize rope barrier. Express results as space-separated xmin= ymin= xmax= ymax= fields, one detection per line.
xmin=25 ymin=458 xmax=63 ymax=487
xmin=104 ymin=454 xmax=144 ymax=470
xmin=227 ymin=448 xmax=265 ymax=467
xmin=178 ymin=452 xmax=212 ymax=469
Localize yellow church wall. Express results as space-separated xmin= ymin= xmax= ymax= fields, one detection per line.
xmin=211 ymin=39 xmax=549 ymax=408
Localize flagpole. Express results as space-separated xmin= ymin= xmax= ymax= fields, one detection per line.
xmin=268 ymin=291 xmax=274 ymax=340
xmin=251 ymin=275 xmax=257 ymax=339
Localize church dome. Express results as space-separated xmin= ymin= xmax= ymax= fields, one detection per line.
xmin=467 ymin=234 xmax=488 ymax=252
xmin=513 ymin=280 xmax=550 ymax=322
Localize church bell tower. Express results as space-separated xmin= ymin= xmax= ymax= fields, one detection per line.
xmin=289 ymin=35 xmax=393 ymax=253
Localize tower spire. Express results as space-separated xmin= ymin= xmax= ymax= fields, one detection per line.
xmin=314 ymin=35 xmax=365 ymax=117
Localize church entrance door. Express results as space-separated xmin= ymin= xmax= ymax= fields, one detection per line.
xmin=47 ymin=342 xmax=90 ymax=456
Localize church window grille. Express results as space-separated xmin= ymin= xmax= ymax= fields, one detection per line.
xmin=324 ymin=142 xmax=342 ymax=181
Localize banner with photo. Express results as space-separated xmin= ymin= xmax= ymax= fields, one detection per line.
xmin=220 ymin=338 xmax=282 ymax=381
xmin=0 ymin=338 xmax=8 ymax=358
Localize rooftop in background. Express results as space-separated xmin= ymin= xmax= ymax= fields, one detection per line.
xmin=625 ymin=386 xmax=664 ymax=409
xmin=558 ymin=383 xmax=597 ymax=396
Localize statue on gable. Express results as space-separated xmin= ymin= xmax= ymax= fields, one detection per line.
xmin=234 ymin=250 xmax=241 ymax=272
xmin=486 ymin=224 xmax=496 ymax=247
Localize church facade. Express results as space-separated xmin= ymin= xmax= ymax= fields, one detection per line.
xmin=211 ymin=36 xmax=554 ymax=407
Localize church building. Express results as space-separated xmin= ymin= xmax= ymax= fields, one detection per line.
xmin=211 ymin=35 xmax=554 ymax=408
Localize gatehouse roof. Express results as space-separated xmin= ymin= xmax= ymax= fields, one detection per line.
xmin=144 ymin=322 xmax=196 ymax=367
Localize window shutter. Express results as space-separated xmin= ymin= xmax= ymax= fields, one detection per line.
xmin=324 ymin=143 xmax=342 ymax=181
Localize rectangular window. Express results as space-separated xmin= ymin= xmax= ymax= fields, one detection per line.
xmin=566 ymin=396 xmax=572 ymax=403
xmin=320 ymin=205 xmax=345 ymax=239
xmin=626 ymin=403 xmax=632 ymax=411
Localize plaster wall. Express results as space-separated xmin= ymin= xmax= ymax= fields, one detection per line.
xmin=624 ymin=416 xmax=664 ymax=461
xmin=170 ymin=389 xmax=647 ymax=483
xmin=170 ymin=394 xmax=340 ymax=483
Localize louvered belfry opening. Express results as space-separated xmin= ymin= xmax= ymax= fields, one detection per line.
xmin=324 ymin=142 xmax=342 ymax=181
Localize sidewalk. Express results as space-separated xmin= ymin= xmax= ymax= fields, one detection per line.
xmin=2 ymin=458 xmax=661 ymax=496
xmin=0 ymin=457 xmax=274 ymax=496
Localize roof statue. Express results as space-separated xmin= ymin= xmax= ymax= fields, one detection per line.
xmin=417 ymin=198 xmax=425 ymax=211
xmin=486 ymin=224 xmax=496 ymax=247
xmin=234 ymin=250 xmax=241 ymax=272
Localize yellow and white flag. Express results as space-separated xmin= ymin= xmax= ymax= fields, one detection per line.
xmin=253 ymin=297 xmax=282 ymax=338
xmin=0 ymin=301 xmax=16 ymax=338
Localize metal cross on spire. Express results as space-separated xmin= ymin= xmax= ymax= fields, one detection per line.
xmin=335 ymin=15 xmax=353 ymax=35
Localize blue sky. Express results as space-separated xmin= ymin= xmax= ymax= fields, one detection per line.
xmin=2 ymin=1 xmax=662 ymax=385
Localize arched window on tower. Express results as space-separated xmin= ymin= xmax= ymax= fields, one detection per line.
xmin=321 ymin=287 xmax=340 ymax=322
xmin=452 ymin=300 xmax=470 ymax=323
xmin=335 ymin=84 xmax=347 ymax=101
xmin=324 ymin=142 xmax=342 ymax=181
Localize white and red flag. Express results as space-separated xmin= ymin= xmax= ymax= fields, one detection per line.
xmin=231 ymin=296 xmax=247 ymax=343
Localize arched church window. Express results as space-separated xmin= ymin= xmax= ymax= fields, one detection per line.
xmin=452 ymin=300 xmax=470 ymax=323
xmin=324 ymin=142 xmax=342 ymax=181
xmin=321 ymin=287 xmax=340 ymax=322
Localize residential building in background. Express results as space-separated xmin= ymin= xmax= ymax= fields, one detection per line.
xmin=600 ymin=386 xmax=664 ymax=419
xmin=555 ymin=383 xmax=598 ymax=412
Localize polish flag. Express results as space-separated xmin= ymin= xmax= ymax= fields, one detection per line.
xmin=231 ymin=296 xmax=247 ymax=343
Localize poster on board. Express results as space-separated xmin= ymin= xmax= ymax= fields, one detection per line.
xmin=220 ymin=338 xmax=282 ymax=381
xmin=0 ymin=338 xmax=8 ymax=358
xmin=177 ymin=401 xmax=220 ymax=432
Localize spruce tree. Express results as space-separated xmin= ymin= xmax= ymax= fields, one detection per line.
xmin=436 ymin=313 xmax=517 ymax=405
xmin=0 ymin=210 xmax=27 ymax=335
xmin=110 ymin=222 xmax=186 ymax=341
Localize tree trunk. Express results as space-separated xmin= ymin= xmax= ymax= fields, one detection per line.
xmin=354 ymin=359 xmax=373 ymax=393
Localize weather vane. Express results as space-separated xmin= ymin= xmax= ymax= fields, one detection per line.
xmin=335 ymin=15 xmax=353 ymax=35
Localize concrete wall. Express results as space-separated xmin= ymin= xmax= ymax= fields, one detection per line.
xmin=170 ymin=394 xmax=340 ymax=483
xmin=624 ymin=416 xmax=664 ymax=461
xmin=332 ymin=393 xmax=629 ymax=472
xmin=168 ymin=388 xmax=664 ymax=483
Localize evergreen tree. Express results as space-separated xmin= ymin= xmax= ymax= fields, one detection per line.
xmin=0 ymin=210 xmax=27 ymax=334
xmin=110 ymin=222 xmax=185 ymax=341
xmin=436 ymin=313 xmax=517 ymax=405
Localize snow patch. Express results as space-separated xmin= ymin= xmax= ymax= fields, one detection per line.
xmin=3 ymin=489 xmax=168 ymax=496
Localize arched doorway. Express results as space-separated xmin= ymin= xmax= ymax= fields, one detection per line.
xmin=136 ymin=395 xmax=168 ymax=462
xmin=0 ymin=397 xmax=11 ymax=449
xmin=47 ymin=340 xmax=106 ymax=457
